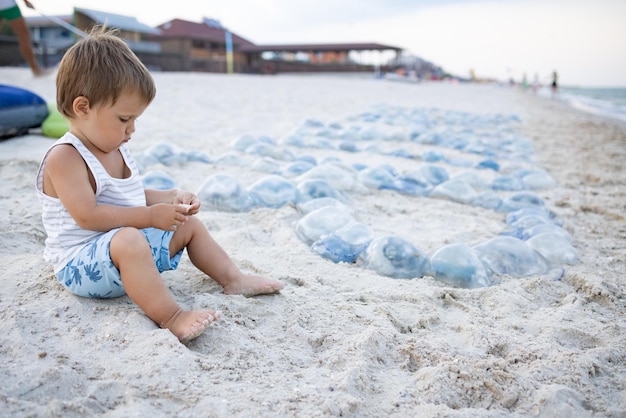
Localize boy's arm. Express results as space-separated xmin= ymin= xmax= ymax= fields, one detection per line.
xmin=145 ymin=188 xmax=178 ymax=206
xmin=145 ymin=189 xmax=201 ymax=215
xmin=45 ymin=145 xmax=187 ymax=231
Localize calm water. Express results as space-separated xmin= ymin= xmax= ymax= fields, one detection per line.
xmin=558 ymin=86 xmax=626 ymax=122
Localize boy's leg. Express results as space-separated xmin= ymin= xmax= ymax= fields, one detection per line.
xmin=110 ymin=227 xmax=219 ymax=342
xmin=169 ymin=216 xmax=284 ymax=296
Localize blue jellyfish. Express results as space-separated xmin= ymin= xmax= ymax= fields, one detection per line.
xmin=296 ymin=197 xmax=353 ymax=215
xmin=311 ymin=222 xmax=374 ymax=263
xmin=295 ymin=155 xmax=318 ymax=166
xmin=296 ymin=179 xmax=345 ymax=203
xmin=338 ymin=141 xmax=359 ymax=152
xmin=196 ymin=174 xmax=256 ymax=212
xmin=470 ymin=191 xmax=503 ymax=209
xmin=247 ymin=174 xmax=297 ymax=208
xmin=430 ymin=179 xmax=477 ymax=204
xmin=297 ymin=163 xmax=360 ymax=192
xmin=295 ymin=206 xmax=355 ymax=245
xmin=387 ymin=148 xmax=414 ymax=159
xmin=505 ymin=207 xmax=562 ymax=226
xmin=251 ymin=157 xmax=282 ymax=174
xmin=515 ymin=168 xmax=556 ymax=189
xmin=491 ymin=175 xmax=524 ymax=191
xmin=358 ymin=166 xmax=397 ymax=190
xmin=508 ymin=214 xmax=551 ymax=230
xmin=473 ymin=236 xmax=551 ymax=277
xmin=182 ymin=150 xmax=212 ymax=164
xmin=476 ymin=159 xmax=500 ymax=171
xmin=142 ymin=170 xmax=177 ymax=190
xmin=214 ymin=153 xmax=247 ymax=166
xmin=282 ymin=160 xmax=315 ymax=178
xmin=245 ymin=142 xmax=294 ymax=161
xmin=526 ymin=233 xmax=577 ymax=265
xmin=231 ymin=134 xmax=257 ymax=151
xmin=280 ymin=134 xmax=306 ymax=147
xmin=144 ymin=142 xmax=185 ymax=166
xmin=418 ymin=164 xmax=449 ymax=185
xmin=430 ymin=243 xmax=491 ymax=288
xmin=358 ymin=236 xmax=430 ymax=279
xmin=421 ymin=150 xmax=446 ymax=162
xmin=396 ymin=174 xmax=432 ymax=196
xmin=520 ymin=223 xmax=572 ymax=243
xmin=452 ymin=171 xmax=488 ymax=190
xmin=497 ymin=192 xmax=545 ymax=212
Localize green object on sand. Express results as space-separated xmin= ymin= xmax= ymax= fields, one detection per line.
xmin=41 ymin=103 xmax=69 ymax=138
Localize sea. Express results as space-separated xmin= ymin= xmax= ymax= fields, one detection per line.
xmin=557 ymin=86 xmax=626 ymax=123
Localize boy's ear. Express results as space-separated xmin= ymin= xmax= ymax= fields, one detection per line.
xmin=72 ymin=96 xmax=91 ymax=118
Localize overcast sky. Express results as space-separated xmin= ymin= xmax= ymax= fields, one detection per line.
xmin=21 ymin=0 xmax=626 ymax=87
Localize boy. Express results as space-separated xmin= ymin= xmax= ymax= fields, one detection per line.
xmin=36 ymin=28 xmax=284 ymax=343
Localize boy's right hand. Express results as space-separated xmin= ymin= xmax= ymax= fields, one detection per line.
xmin=149 ymin=204 xmax=189 ymax=231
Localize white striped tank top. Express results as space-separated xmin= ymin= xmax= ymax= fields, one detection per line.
xmin=36 ymin=132 xmax=146 ymax=272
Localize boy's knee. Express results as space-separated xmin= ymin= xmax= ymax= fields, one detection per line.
xmin=110 ymin=227 xmax=149 ymax=256
xmin=186 ymin=215 xmax=203 ymax=229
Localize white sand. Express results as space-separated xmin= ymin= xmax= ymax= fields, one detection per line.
xmin=1 ymin=67 xmax=624 ymax=417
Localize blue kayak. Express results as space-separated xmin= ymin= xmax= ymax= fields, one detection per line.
xmin=0 ymin=84 xmax=49 ymax=139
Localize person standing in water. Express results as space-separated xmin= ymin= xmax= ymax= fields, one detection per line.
xmin=551 ymin=71 xmax=559 ymax=98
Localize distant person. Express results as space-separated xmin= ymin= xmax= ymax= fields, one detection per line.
xmin=532 ymin=73 xmax=540 ymax=94
xmin=0 ymin=0 xmax=45 ymax=76
xmin=36 ymin=28 xmax=284 ymax=343
xmin=551 ymin=70 xmax=559 ymax=97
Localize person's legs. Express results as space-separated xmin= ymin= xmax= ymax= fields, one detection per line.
xmin=169 ymin=216 xmax=284 ymax=296
xmin=7 ymin=16 xmax=44 ymax=76
xmin=110 ymin=227 xmax=219 ymax=342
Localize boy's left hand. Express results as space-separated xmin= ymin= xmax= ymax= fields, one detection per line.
xmin=174 ymin=190 xmax=201 ymax=215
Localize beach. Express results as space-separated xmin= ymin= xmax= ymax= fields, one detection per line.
xmin=1 ymin=67 xmax=625 ymax=417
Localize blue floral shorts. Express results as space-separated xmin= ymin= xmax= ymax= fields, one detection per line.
xmin=57 ymin=227 xmax=183 ymax=299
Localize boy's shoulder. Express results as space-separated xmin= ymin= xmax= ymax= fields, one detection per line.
xmin=46 ymin=133 xmax=80 ymax=156
xmin=44 ymin=133 xmax=90 ymax=170
xmin=45 ymin=142 xmax=88 ymax=176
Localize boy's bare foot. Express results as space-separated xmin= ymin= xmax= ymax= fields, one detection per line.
xmin=223 ymin=274 xmax=285 ymax=297
xmin=161 ymin=309 xmax=221 ymax=343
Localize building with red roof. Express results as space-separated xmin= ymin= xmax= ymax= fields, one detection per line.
xmin=4 ymin=10 xmax=404 ymax=74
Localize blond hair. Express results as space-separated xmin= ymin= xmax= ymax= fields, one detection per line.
xmin=56 ymin=26 xmax=156 ymax=118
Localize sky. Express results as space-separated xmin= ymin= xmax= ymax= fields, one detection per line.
xmin=21 ymin=0 xmax=626 ymax=87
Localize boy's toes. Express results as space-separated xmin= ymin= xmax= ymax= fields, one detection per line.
xmin=178 ymin=310 xmax=221 ymax=344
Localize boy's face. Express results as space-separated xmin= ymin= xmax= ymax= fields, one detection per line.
xmin=74 ymin=90 xmax=148 ymax=154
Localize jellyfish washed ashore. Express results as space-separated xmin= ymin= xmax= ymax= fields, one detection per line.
xmin=138 ymin=104 xmax=576 ymax=289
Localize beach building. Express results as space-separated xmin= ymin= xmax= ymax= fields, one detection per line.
xmin=154 ymin=18 xmax=403 ymax=74
xmin=69 ymin=8 xmax=163 ymax=70
xmin=387 ymin=54 xmax=446 ymax=81
xmin=240 ymin=42 xmax=402 ymax=74
xmin=1 ymin=7 xmax=161 ymax=69
xmin=2 ymin=8 xmax=403 ymax=74
xmin=9 ymin=14 xmax=74 ymax=67
xmin=72 ymin=7 xmax=160 ymax=51
xmin=153 ymin=18 xmax=255 ymax=73
xmin=0 ymin=14 xmax=76 ymax=68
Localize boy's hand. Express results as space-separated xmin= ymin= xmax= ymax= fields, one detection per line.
xmin=149 ymin=204 xmax=189 ymax=231
xmin=173 ymin=190 xmax=201 ymax=215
